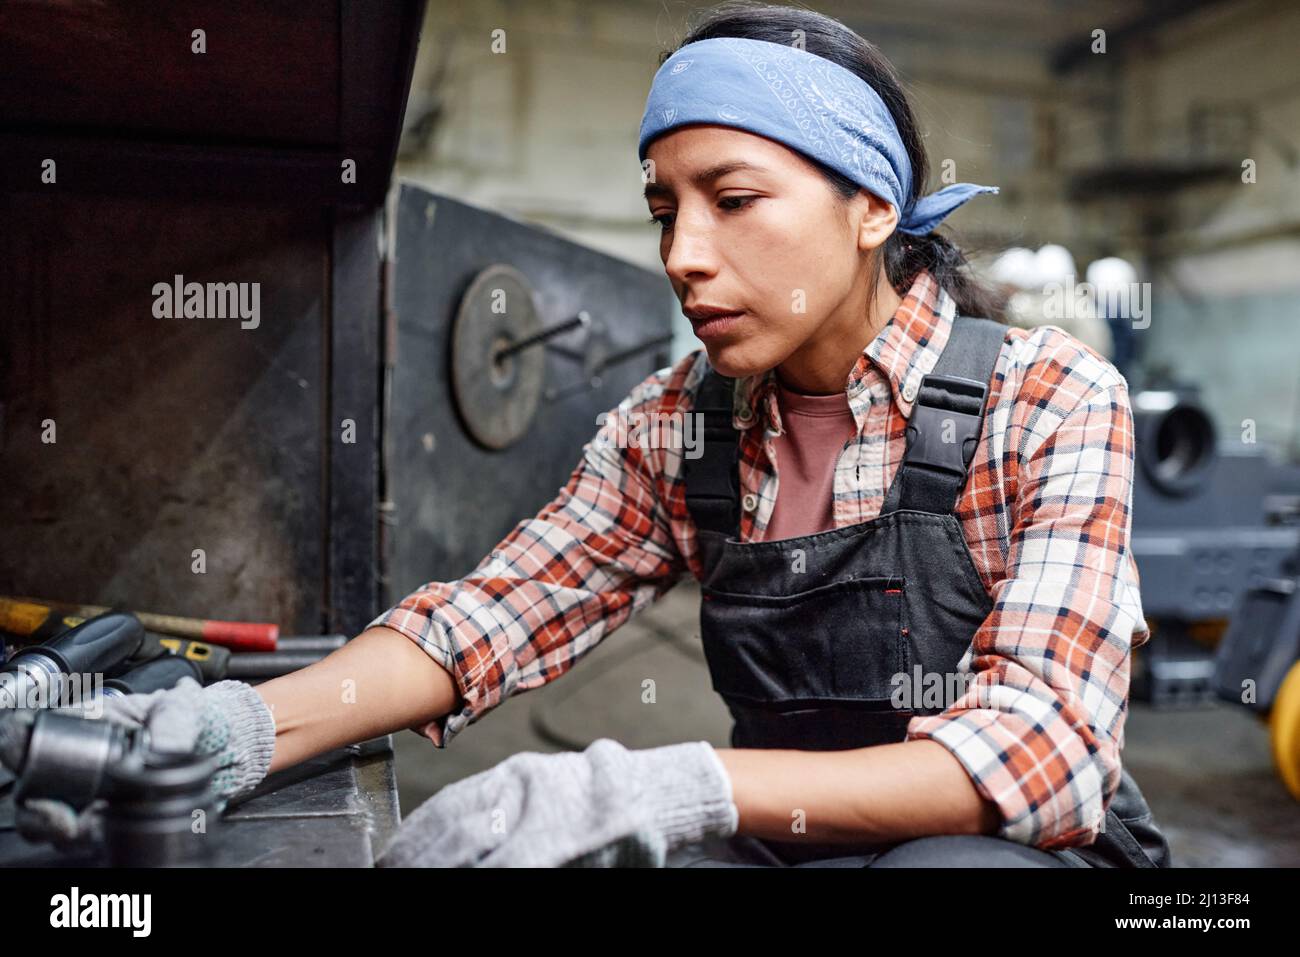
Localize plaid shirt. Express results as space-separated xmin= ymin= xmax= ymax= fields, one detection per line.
xmin=371 ymin=268 xmax=1149 ymax=851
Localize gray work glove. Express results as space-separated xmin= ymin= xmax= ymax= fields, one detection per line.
xmin=376 ymin=738 xmax=739 ymax=868
xmin=7 ymin=677 xmax=276 ymax=848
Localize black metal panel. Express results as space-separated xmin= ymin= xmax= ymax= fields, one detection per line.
xmin=0 ymin=0 xmax=425 ymax=207
xmin=327 ymin=210 xmax=383 ymax=636
xmin=0 ymin=192 xmax=329 ymax=634
xmin=385 ymin=185 xmax=678 ymax=600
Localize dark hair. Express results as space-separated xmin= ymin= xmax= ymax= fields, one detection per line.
xmin=660 ymin=2 xmax=1007 ymax=322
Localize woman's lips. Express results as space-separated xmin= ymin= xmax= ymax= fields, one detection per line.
xmin=692 ymin=310 xmax=745 ymax=340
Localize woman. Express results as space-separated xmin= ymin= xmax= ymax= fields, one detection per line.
xmin=19 ymin=3 xmax=1170 ymax=868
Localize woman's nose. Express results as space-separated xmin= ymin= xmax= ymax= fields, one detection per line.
xmin=664 ymin=221 xmax=720 ymax=284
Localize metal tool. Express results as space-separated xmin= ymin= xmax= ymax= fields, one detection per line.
xmin=0 ymin=596 xmax=278 ymax=652
xmin=1 ymin=707 xmax=218 ymax=865
xmin=102 ymin=655 xmax=206 ymax=698
xmin=225 ymin=635 xmax=346 ymax=679
xmin=7 ymin=709 xmax=136 ymax=811
xmin=0 ymin=612 xmax=144 ymax=710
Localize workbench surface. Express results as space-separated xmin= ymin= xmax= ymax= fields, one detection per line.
xmin=0 ymin=735 xmax=400 ymax=867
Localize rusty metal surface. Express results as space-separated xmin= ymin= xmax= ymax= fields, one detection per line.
xmin=0 ymin=192 xmax=330 ymax=634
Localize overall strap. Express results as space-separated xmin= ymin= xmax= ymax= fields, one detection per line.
xmin=882 ymin=315 xmax=1007 ymax=515
xmin=684 ymin=366 xmax=741 ymax=536
xmin=684 ymin=315 xmax=1006 ymax=532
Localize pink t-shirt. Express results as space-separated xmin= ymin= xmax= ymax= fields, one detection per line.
xmin=759 ymin=375 xmax=859 ymax=542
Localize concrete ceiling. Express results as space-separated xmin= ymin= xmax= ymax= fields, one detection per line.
xmin=783 ymin=0 xmax=1236 ymax=69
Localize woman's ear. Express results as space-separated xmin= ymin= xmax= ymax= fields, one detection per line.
xmin=854 ymin=191 xmax=900 ymax=253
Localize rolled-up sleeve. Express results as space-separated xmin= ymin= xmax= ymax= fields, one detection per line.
xmin=905 ymin=382 xmax=1145 ymax=849
xmin=369 ymin=373 xmax=688 ymax=748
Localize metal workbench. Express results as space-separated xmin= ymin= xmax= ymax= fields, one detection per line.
xmin=0 ymin=735 xmax=400 ymax=867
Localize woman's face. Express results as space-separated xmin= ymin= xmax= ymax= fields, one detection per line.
xmin=644 ymin=124 xmax=899 ymax=384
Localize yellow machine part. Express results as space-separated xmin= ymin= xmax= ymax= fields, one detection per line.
xmin=1271 ymin=660 xmax=1300 ymax=801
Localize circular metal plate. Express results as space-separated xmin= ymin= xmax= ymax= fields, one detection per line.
xmin=450 ymin=264 xmax=544 ymax=450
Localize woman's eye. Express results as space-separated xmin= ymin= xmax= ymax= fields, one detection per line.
xmin=646 ymin=197 xmax=754 ymax=230
xmin=719 ymin=195 xmax=758 ymax=212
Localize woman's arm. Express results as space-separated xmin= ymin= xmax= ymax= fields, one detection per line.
xmin=716 ymin=740 xmax=1000 ymax=844
xmin=912 ymin=376 xmax=1143 ymax=849
xmin=257 ymin=625 xmax=461 ymax=774
xmin=254 ymin=360 xmax=695 ymax=775
xmin=365 ymin=367 xmax=690 ymax=752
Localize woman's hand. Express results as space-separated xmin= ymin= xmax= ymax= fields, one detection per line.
xmin=7 ymin=677 xmax=276 ymax=847
xmin=98 ymin=677 xmax=277 ymax=805
xmin=375 ymin=738 xmax=739 ymax=867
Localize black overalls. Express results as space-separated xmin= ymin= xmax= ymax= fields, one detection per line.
xmin=683 ymin=315 xmax=1171 ymax=868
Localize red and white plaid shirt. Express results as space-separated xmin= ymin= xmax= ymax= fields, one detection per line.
xmin=372 ymin=268 xmax=1149 ymax=851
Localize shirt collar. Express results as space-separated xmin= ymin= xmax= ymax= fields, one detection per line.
xmin=730 ymin=269 xmax=958 ymax=431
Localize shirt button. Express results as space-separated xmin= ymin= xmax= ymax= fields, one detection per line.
xmin=741 ymin=493 xmax=759 ymax=512
xmin=737 ymin=406 xmax=753 ymax=424
xmin=902 ymin=380 xmax=919 ymax=403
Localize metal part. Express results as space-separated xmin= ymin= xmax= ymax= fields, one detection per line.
xmin=102 ymin=749 xmax=219 ymax=867
xmin=1 ymin=706 xmax=217 ymax=866
xmin=0 ymin=734 xmax=400 ymax=866
xmin=276 ymin=635 xmax=349 ymax=653
xmin=11 ymin=710 xmax=135 ymax=810
xmin=0 ymin=653 xmax=63 ymax=711
xmin=1134 ymin=389 xmax=1217 ymax=496
xmin=386 ymin=185 xmax=675 ymax=605
xmin=544 ymin=330 xmax=676 ymax=402
xmin=1214 ymin=575 xmax=1300 ymax=710
xmin=1271 ymin=661 xmax=1300 ymax=801
xmin=495 ymin=310 xmax=590 ymax=358
xmin=450 ymin=263 xmax=545 ymax=450
xmin=1129 ymin=385 xmax=1300 ymax=706
xmin=225 ymin=650 xmax=335 ymax=679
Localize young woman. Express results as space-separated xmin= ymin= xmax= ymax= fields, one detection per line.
xmin=19 ymin=3 xmax=1170 ymax=868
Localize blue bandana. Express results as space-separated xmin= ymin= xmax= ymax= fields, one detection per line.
xmin=638 ymin=37 xmax=999 ymax=236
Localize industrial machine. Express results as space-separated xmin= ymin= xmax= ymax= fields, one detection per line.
xmin=1126 ymin=383 xmax=1300 ymax=797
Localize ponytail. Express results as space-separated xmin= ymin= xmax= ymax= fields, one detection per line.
xmin=884 ymin=230 xmax=1008 ymax=322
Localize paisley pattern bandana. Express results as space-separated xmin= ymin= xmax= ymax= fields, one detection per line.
xmin=638 ymin=37 xmax=999 ymax=235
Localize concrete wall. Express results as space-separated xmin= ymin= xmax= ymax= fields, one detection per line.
xmin=1113 ymin=0 xmax=1300 ymax=453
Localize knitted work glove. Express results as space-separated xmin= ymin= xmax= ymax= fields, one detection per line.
xmin=97 ymin=677 xmax=277 ymax=805
xmin=376 ymin=738 xmax=739 ymax=868
xmin=6 ymin=677 xmax=276 ymax=848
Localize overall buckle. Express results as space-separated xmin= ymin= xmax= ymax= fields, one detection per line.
xmin=903 ymin=374 xmax=988 ymax=476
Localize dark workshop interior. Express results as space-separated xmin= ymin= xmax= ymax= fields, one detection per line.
xmin=0 ymin=0 xmax=1298 ymax=887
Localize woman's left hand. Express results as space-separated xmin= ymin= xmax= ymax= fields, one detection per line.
xmin=375 ymin=738 xmax=738 ymax=867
